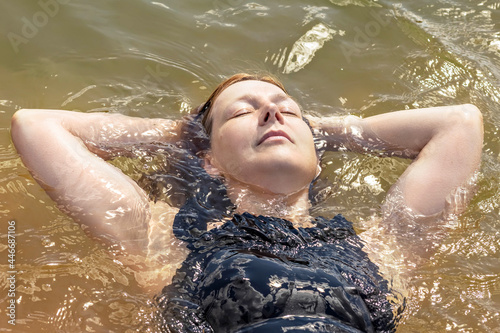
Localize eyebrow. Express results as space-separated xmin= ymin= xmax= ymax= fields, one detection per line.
xmin=233 ymin=92 xmax=291 ymax=105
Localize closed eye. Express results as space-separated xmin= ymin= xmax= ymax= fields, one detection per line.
xmin=277 ymin=99 xmax=301 ymax=116
xmin=280 ymin=107 xmax=299 ymax=116
xmin=232 ymin=108 xmax=254 ymax=118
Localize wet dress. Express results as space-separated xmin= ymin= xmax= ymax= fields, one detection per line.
xmin=156 ymin=197 xmax=395 ymax=333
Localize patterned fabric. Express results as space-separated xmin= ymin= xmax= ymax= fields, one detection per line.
xmin=156 ymin=197 xmax=395 ymax=333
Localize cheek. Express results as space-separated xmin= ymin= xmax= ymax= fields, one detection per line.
xmin=213 ymin=127 xmax=248 ymax=150
xmin=211 ymin=126 xmax=252 ymax=166
xmin=295 ymin=123 xmax=316 ymax=151
xmin=296 ymin=126 xmax=319 ymax=170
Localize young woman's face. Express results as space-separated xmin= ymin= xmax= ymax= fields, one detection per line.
xmin=205 ymin=80 xmax=318 ymax=194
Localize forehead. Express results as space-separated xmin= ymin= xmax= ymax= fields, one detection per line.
xmin=213 ymin=80 xmax=289 ymax=111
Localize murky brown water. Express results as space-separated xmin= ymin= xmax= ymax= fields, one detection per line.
xmin=1 ymin=0 xmax=500 ymax=331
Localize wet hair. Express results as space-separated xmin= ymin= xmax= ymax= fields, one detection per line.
xmin=195 ymin=73 xmax=289 ymax=137
xmin=142 ymin=73 xmax=321 ymax=209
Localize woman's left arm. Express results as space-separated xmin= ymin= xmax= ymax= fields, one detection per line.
xmin=308 ymin=104 xmax=483 ymax=216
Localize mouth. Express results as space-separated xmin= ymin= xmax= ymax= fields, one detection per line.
xmin=257 ymin=130 xmax=293 ymax=145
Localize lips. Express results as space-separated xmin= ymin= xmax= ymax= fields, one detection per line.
xmin=257 ymin=130 xmax=293 ymax=145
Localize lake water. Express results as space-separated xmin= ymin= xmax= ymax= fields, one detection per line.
xmin=1 ymin=0 xmax=500 ymax=331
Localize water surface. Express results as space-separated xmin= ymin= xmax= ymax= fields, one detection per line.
xmin=1 ymin=0 xmax=499 ymax=331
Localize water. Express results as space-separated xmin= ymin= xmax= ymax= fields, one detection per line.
xmin=0 ymin=0 xmax=499 ymax=331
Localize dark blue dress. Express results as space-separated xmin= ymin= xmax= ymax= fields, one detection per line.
xmin=156 ymin=197 xmax=396 ymax=333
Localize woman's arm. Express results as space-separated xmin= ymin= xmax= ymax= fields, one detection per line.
xmin=11 ymin=109 xmax=182 ymax=254
xmin=308 ymin=104 xmax=484 ymax=216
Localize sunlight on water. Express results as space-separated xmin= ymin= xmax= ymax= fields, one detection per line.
xmin=281 ymin=23 xmax=337 ymax=74
xmin=1 ymin=0 xmax=500 ymax=331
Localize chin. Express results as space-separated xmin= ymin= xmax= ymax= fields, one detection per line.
xmin=229 ymin=155 xmax=317 ymax=194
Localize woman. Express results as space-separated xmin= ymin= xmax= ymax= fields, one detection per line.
xmin=11 ymin=73 xmax=483 ymax=332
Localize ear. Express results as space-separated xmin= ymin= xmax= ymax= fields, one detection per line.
xmin=203 ymin=151 xmax=221 ymax=177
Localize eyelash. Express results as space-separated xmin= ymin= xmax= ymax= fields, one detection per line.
xmin=232 ymin=105 xmax=299 ymax=118
xmin=281 ymin=108 xmax=297 ymax=116
xmin=233 ymin=108 xmax=253 ymax=117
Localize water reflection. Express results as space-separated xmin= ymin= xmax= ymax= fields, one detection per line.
xmin=281 ymin=23 xmax=336 ymax=74
xmin=389 ymin=52 xmax=500 ymax=328
xmin=328 ymin=0 xmax=382 ymax=7
xmin=1 ymin=0 xmax=500 ymax=331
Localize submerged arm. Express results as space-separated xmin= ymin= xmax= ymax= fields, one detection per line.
xmin=11 ymin=109 xmax=181 ymax=253
xmin=308 ymin=104 xmax=484 ymax=216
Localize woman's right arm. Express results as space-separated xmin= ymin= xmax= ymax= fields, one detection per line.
xmin=11 ymin=109 xmax=181 ymax=254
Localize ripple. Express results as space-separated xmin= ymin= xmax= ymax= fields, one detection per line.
xmin=281 ymin=23 xmax=337 ymax=74
xmin=328 ymin=0 xmax=382 ymax=7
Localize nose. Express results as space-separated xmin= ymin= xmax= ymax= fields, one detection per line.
xmin=259 ymin=103 xmax=285 ymax=126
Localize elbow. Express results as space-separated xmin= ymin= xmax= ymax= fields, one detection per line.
xmin=12 ymin=108 xmax=38 ymax=124
xmin=460 ymin=103 xmax=483 ymax=125
xmin=12 ymin=109 xmax=60 ymax=127
xmin=447 ymin=104 xmax=483 ymax=140
xmin=11 ymin=109 xmax=34 ymax=148
xmin=11 ymin=109 xmax=62 ymax=142
xmin=458 ymin=104 xmax=483 ymax=143
xmin=11 ymin=109 xmax=42 ymax=138
xmin=11 ymin=109 xmax=31 ymax=131
xmin=445 ymin=104 xmax=484 ymax=163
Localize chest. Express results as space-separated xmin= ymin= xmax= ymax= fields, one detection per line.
xmin=192 ymin=244 xmax=374 ymax=332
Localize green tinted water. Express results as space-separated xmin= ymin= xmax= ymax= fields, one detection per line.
xmin=1 ymin=0 xmax=499 ymax=331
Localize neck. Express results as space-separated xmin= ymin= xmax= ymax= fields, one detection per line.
xmin=225 ymin=179 xmax=312 ymax=225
